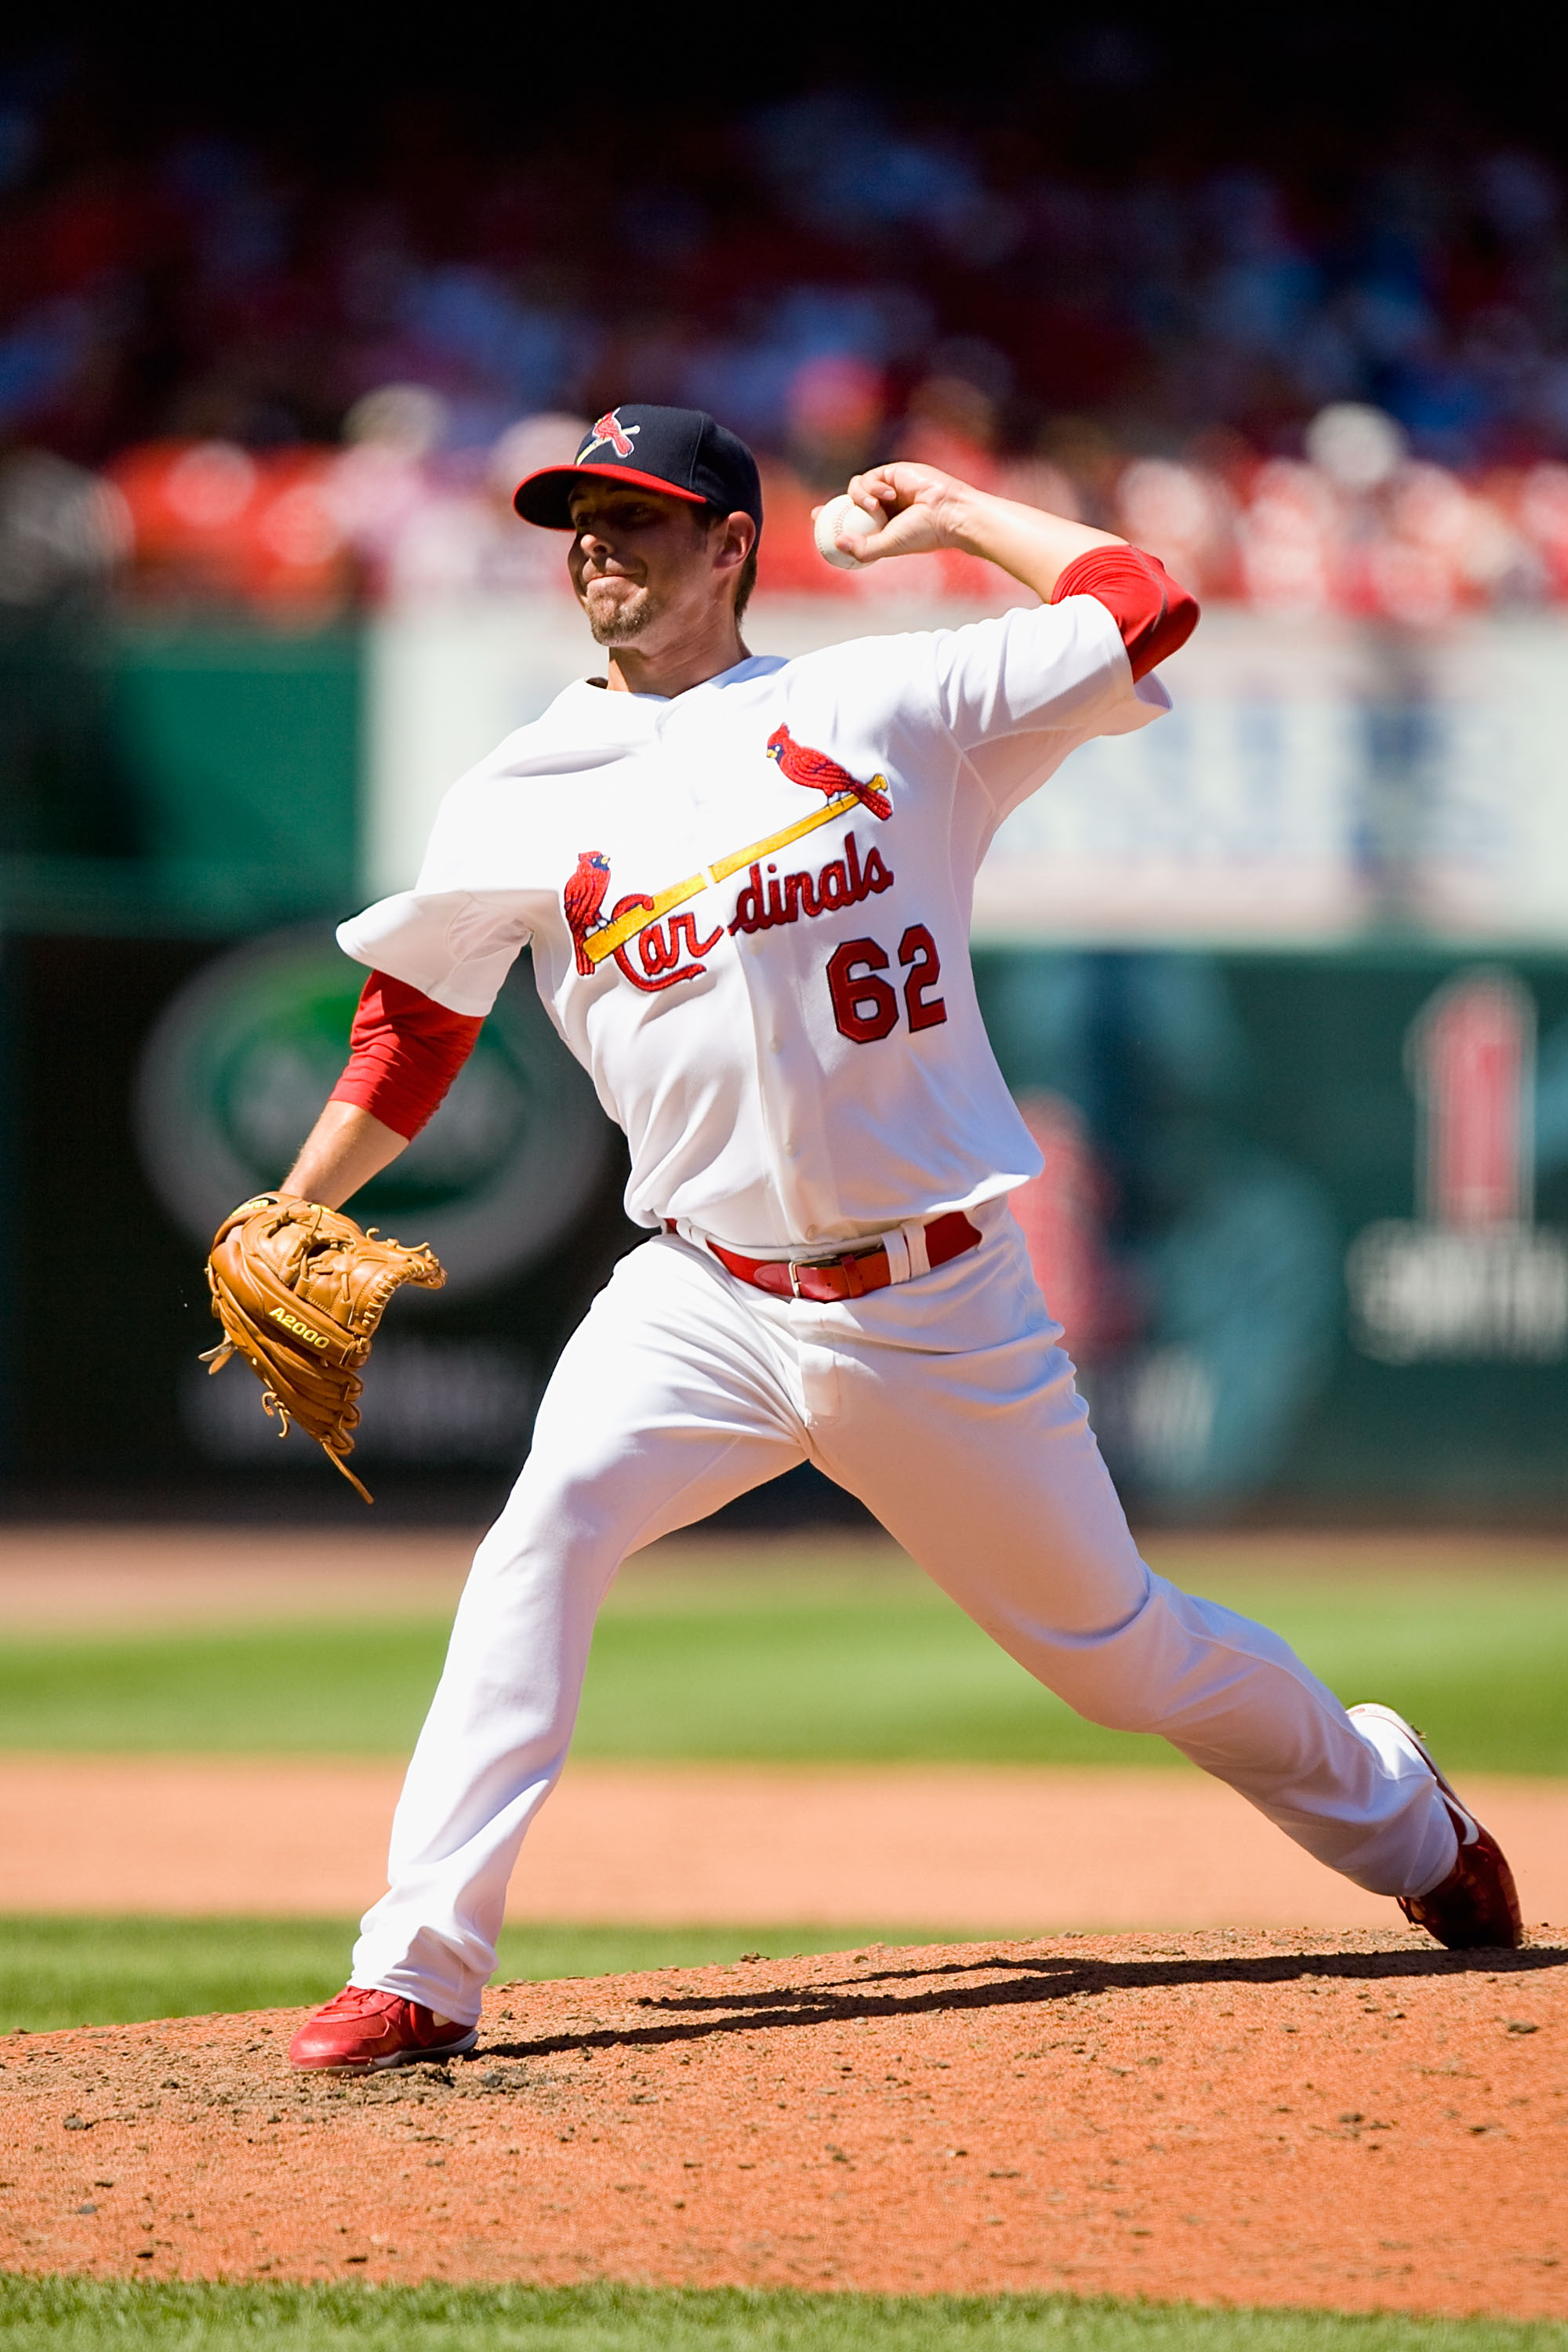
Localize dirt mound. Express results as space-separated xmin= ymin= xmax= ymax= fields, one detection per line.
xmin=2 ymin=1932 xmax=1564 ymax=2319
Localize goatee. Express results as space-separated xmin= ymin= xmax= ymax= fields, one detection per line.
xmin=586 ymin=586 xmax=658 ymax=646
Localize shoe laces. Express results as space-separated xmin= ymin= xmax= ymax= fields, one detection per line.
xmin=314 ymin=1984 xmax=403 ymax=2020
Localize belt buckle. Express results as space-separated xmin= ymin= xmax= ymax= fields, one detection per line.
xmin=788 ymin=1248 xmax=866 ymax=1303
xmin=789 ymin=1252 xmax=845 ymax=1300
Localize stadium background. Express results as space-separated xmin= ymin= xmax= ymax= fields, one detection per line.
xmin=3 ymin=19 xmax=1568 ymax=2340
xmin=5 ymin=21 xmax=1568 ymax=1523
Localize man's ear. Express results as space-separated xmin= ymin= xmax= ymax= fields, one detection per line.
xmin=715 ymin=510 xmax=757 ymax=572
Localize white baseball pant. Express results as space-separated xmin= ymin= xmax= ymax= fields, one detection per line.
xmin=352 ymin=1204 xmax=1457 ymax=2024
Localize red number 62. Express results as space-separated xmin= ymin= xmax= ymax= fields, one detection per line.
xmin=826 ymin=926 xmax=947 ymax=1043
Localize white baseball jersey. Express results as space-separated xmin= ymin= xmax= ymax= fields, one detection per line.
xmin=338 ymin=597 xmax=1168 ymax=1254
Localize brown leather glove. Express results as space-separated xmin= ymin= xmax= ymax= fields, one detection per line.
xmin=201 ymin=1193 xmax=445 ymax=1502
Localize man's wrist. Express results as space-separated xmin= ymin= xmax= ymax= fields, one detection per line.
xmin=937 ymin=483 xmax=995 ymax=558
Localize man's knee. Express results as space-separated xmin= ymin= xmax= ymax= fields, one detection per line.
xmin=1061 ymin=1673 xmax=1170 ymax=1737
xmin=1024 ymin=1577 xmax=1192 ymax=1735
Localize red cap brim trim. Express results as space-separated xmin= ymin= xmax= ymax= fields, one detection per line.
xmin=514 ymin=463 xmax=710 ymax=527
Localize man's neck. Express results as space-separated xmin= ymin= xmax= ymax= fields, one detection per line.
xmin=603 ymin=619 xmax=750 ymax=700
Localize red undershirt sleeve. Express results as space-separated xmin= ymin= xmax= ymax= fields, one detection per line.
xmin=328 ymin=971 xmax=483 ymax=1143
xmin=1050 ymin=544 xmax=1200 ymax=681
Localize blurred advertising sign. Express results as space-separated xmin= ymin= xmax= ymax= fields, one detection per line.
xmin=1416 ymin=619 xmax=1568 ymax=942
xmin=134 ymin=924 xmax=611 ymax=1301
xmin=9 ymin=929 xmax=633 ymax=1494
xmin=977 ymin=612 xmax=1568 ymax=949
xmin=129 ymin=924 xmax=618 ymax=1474
xmin=981 ymin=945 xmax=1568 ymax=1517
xmin=1007 ymin=1081 xmax=1338 ymax=1513
xmin=975 ymin=608 xmax=1378 ymax=946
xmin=13 ymin=925 xmax=1568 ymax=1512
xmin=183 ymin=1330 xmax=542 ymax=1469
xmin=363 ymin=597 xmax=589 ymax=898
xmin=1346 ymin=971 xmax=1568 ymax=1364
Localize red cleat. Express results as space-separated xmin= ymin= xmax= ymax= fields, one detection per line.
xmin=1348 ymin=1703 xmax=1523 ymax=1951
xmin=288 ymin=1984 xmax=478 ymax=2072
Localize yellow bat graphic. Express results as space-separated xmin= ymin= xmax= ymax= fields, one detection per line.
xmin=581 ymin=784 xmax=887 ymax=967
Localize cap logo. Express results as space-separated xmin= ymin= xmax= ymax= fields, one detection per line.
xmin=579 ymin=409 xmax=640 ymax=463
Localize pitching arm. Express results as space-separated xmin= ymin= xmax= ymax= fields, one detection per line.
xmin=827 ymin=462 xmax=1123 ymax=601
xmin=1049 ymin=546 xmax=1199 ymax=681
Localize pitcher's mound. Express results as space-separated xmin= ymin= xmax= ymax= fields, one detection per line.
xmin=4 ymin=1931 xmax=1563 ymax=2319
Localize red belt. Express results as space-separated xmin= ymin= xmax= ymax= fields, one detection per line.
xmin=701 ymin=1210 xmax=983 ymax=1304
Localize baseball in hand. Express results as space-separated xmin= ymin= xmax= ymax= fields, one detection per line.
xmin=814 ymin=492 xmax=880 ymax=571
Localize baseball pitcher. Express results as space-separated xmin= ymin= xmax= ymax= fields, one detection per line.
xmin=252 ymin=405 xmax=1519 ymax=2071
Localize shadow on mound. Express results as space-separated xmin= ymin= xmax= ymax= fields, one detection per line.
xmin=482 ymin=1937 xmax=1568 ymax=2062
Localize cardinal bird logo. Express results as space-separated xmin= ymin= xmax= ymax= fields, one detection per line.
xmin=579 ymin=409 xmax=639 ymax=463
xmin=765 ymin=724 xmax=892 ymax=822
xmin=564 ymin=849 xmax=612 ymax=975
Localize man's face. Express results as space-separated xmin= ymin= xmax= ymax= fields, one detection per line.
xmin=566 ymin=483 xmax=751 ymax=648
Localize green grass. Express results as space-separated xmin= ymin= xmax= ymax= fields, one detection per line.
xmin=0 ymin=2280 xmax=1563 ymax=2352
xmin=1 ymin=1561 xmax=1566 ymax=1773
xmin=0 ymin=1917 xmax=967 ymax=2037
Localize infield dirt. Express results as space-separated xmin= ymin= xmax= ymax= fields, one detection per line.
xmin=4 ymin=1932 xmax=1564 ymax=2321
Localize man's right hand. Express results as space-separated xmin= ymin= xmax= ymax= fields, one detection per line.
xmin=822 ymin=462 xmax=963 ymax=562
xmin=822 ymin=463 xmax=1124 ymax=603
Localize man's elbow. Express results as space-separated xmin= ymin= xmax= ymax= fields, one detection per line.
xmin=1131 ymin=572 xmax=1200 ymax=681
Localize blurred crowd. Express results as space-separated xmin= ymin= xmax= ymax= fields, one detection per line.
xmin=2 ymin=52 xmax=1568 ymax=624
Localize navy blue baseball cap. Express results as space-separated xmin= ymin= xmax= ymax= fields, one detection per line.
xmin=514 ymin=404 xmax=763 ymax=532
